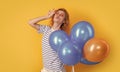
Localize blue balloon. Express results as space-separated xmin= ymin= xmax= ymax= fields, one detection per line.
xmin=80 ymin=57 xmax=100 ymax=65
xmin=49 ymin=30 xmax=69 ymax=52
xmin=58 ymin=41 xmax=82 ymax=65
xmin=70 ymin=21 xmax=94 ymax=48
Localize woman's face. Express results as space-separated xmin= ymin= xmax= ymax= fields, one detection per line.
xmin=53 ymin=10 xmax=65 ymax=24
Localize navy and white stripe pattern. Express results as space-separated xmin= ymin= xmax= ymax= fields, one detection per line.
xmin=38 ymin=25 xmax=64 ymax=71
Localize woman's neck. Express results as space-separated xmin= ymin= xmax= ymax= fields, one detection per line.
xmin=51 ymin=23 xmax=61 ymax=31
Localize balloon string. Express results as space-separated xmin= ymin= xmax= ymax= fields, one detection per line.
xmin=72 ymin=66 xmax=75 ymax=72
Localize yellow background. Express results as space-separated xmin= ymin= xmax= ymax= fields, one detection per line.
xmin=0 ymin=0 xmax=120 ymax=72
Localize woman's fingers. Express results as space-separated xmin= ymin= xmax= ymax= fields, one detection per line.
xmin=49 ymin=9 xmax=55 ymax=14
xmin=47 ymin=9 xmax=56 ymax=18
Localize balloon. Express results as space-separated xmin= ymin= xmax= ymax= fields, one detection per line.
xmin=83 ymin=38 xmax=110 ymax=62
xmin=70 ymin=21 xmax=94 ymax=49
xmin=49 ymin=30 xmax=69 ymax=52
xmin=80 ymin=57 xmax=100 ymax=65
xmin=58 ymin=41 xmax=82 ymax=65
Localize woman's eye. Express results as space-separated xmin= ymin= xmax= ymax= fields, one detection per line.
xmin=60 ymin=14 xmax=64 ymax=17
xmin=56 ymin=12 xmax=59 ymax=15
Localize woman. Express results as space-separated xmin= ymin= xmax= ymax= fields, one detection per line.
xmin=28 ymin=8 xmax=69 ymax=72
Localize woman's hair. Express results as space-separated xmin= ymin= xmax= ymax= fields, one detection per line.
xmin=51 ymin=8 xmax=69 ymax=30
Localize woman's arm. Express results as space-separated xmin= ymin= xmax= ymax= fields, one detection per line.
xmin=28 ymin=16 xmax=49 ymax=30
xmin=28 ymin=9 xmax=56 ymax=30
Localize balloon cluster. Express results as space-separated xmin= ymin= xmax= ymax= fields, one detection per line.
xmin=49 ymin=21 xmax=110 ymax=66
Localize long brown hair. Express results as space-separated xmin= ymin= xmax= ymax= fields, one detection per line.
xmin=51 ymin=8 xmax=69 ymax=30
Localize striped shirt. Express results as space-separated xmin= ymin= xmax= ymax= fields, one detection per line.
xmin=38 ymin=25 xmax=64 ymax=71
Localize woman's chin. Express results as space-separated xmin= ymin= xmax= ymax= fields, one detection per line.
xmin=54 ymin=20 xmax=60 ymax=23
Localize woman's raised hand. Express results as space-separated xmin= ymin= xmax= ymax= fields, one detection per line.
xmin=46 ymin=9 xmax=56 ymax=18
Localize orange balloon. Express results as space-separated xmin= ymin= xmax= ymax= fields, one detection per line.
xmin=83 ymin=38 xmax=110 ymax=62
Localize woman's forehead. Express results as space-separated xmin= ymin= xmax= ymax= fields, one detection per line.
xmin=56 ymin=10 xmax=65 ymax=14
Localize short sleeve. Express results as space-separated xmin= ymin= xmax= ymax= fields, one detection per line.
xmin=37 ymin=25 xmax=50 ymax=34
